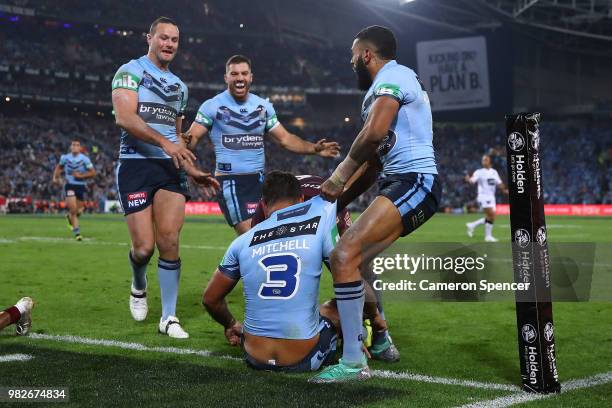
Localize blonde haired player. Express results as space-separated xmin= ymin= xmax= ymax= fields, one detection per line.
xmin=465 ymin=154 xmax=508 ymax=242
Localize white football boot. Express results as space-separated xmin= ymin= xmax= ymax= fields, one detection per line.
xmin=15 ymin=297 xmax=34 ymax=336
xmin=159 ymin=316 xmax=189 ymax=339
xmin=129 ymin=289 xmax=148 ymax=321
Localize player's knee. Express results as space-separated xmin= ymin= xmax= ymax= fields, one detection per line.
xmin=330 ymin=243 xmax=356 ymax=279
xmin=156 ymin=231 xmax=179 ymax=255
xmin=132 ymin=245 xmax=154 ymax=264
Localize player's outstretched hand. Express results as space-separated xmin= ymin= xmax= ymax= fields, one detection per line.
xmin=314 ymin=139 xmax=341 ymax=158
xmin=225 ymin=320 xmax=243 ymax=346
xmin=163 ymin=140 xmax=196 ymax=168
xmin=186 ymin=167 xmax=220 ymax=196
xmin=320 ymin=178 xmax=343 ymax=202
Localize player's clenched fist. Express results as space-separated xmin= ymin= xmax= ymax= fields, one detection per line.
xmin=224 ymin=320 xmax=243 ymax=346
xmin=320 ymin=177 xmax=344 ymax=202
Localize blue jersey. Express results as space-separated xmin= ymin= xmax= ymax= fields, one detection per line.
xmin=361 ymin=60 xmax=438 ymax=176
xmin=218 ymin=196 xmax=338 ymax=340
xmin=111 ymin=56 xmax=188 ymax=160
xmin=195 ymin=90 xmax=279 ymax=174
xmin=59 ymin=153 xmax=93 ymax=185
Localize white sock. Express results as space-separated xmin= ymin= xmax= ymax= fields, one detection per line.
xmin=485 ymin=222 xmax=494 ymax=238
xmin=468 ymin=218 xmax=486 ymax=228
xmin=15 ymin=300 xmax=27 ymax=314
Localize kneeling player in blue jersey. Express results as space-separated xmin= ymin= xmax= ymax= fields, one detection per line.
xmin=203 ymin=171 xmax=368 ymax=377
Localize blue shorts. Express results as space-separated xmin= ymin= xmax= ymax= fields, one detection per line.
xmin=243 ymin=316 xmax=337 ymax=373
xmin=116 ymin=159 xmax=190 ymax=215
xmin=378 ymin=173 xmax=441 ymax=237
xmin=216 ymin=173 xmax=263 ymax=226
xmin=64 ymin=184 xmax=87 ymax=201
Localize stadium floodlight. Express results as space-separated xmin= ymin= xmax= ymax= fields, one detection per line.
xmin=400 ymin=0 xmax=417 ymax=4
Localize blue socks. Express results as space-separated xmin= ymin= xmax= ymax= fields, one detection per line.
xmin=334 ymin=280 xmax=366 ymax=365
xmin=158 ymin=258 xmax=181 ymax=320
xmin=129 ymin=251 xmax=148 ymax=291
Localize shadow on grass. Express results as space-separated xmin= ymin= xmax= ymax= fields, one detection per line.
xmin=0 ymin=344 xmax=407 ymax=407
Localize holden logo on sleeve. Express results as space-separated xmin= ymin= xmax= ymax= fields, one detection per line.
xmin=514 ymin=229 xmax=530 ymax=248
xmin=544 ymin=322 xmax=554 ymax=342
xmin=521 ymin=324 xmax=538 ymax=343
xmin=508 ymin=132 xmax=525 ymax=152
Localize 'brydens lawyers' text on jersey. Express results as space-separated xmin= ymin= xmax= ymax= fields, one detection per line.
xmin=218 ymin=196 xmax=337 ymax=340
xmin=361 ymin=60 xmax=437 ymax=176
xmin=60 ymin=153 xmax=93 ymax=185
xmin=195 ymin=90 xmax=278 ymax=174
xmin=112 ymin=55 xmax=188 ymax=160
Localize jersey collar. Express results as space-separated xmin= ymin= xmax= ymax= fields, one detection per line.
xmin=373 ymin=60 xmax=397 ymax=82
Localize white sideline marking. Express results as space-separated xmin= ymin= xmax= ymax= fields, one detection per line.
xmin=13 ymin=236 xmax=225 ymax=251
xmin=29 ymin=333 xmax=241 ymax=361
xmin=27 ymin=333 xmax=517 ymax=390
xmin=455 ymin=371 xmax=612 ymax=408
xmin=0 ymin=353 xmax=33 ymax=362
xmin=372 ymin=370 xmax=520 ymax=392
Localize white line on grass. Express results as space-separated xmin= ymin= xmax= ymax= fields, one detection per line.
xmin=28 ymin=333 xmax=518 ymax=391
xmin=372 ymin=370 xmax=520 ymax=392
xmin=0 ymin=353 xmax=33 ymax=362
xmin=13 ymin=237 xmax=225 ymax=251
xmin=29 ymin=333 xmax=241 ymax=361
xmin=455 ymin=371 xmax=612 ymax=408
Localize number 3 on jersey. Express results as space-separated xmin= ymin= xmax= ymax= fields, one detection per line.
xmin=258 ymin=253 xmax=301 ymax=299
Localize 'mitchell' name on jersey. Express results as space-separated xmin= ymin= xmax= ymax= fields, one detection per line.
xmin=60 ymin=153 xmax=93 ymax=185
xmin=361 ymin=60 xmax=437 ymax=176
xmin=111 ymin=56 xmax=188 ymax=159
xmin=195 ymin=90 xmax=279 ymax=174
xmin=218 ymin=196 xmax=338 ymax=340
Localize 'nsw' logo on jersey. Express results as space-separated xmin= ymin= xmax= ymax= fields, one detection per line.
xmin=222 ymin=134 xmax=264 ymax=150
xmin=249 ymin=216 xmax=321 ymax=246
xmin=138 ymin=102 xmax=177 ymax=126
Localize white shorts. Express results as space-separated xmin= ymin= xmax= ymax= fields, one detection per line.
xmin=477 ymin=195 xmax=496 ymax=210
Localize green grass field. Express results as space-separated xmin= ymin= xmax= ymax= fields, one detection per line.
xmin=0 ymin=214 xmax=611 ymax=407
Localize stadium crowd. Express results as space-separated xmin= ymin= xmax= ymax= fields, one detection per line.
xmin=1 ymin=114 xmax=610 ymax=213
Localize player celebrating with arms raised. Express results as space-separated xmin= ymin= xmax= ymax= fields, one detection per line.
xmin=314 ymin=26 xmax=441 ymax=382
xmin=111 ymin=17 xmax=217 ymax=338
xmin=52 ymin=139 xmax=96 ymax=241
xmin=184 ymin=55 xmax=340 ymax=235
xmin=465 ymin=154 xmax=508 ymax=242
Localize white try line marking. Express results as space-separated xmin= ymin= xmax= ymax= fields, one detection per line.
xmin=27 ymin=333 xmax=516 ymax=391
xmin=9 ymin=237 xmax=225 ymax=251
xmin=455 ymin=371 xmax=612 ymax=408
xmin=0 ymin=353 xmax=33 ymax=362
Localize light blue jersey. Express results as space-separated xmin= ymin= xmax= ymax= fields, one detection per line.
xmin=195 ymin=90 xmax=279 ymax=174
xmin=59 ymin=153 xmax=93 ymax=185
xmin=218 ymin=196 xmax=338 ymax=340
xmin=111 ymin=55 xmax=188 ymax=160
xmin=361 ymin=60 xmax=438 ymax=176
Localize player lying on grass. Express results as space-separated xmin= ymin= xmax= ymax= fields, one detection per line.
xmin=250 ymin=173 xmax=399 ymax=363
xmin=203 ymin=171 xmax=368 ymax=377
xmin=52 ymin=139 xmax=96 ymax=241
xmin=0 ymin=297 xmax=34 ymax=335
xmin=182 ymin=55 xmax=340 ymax=235
xmin=464 ymin=154 xmax=508 ymax=242
xmin=315 ymin=25 xmax=441 ymax=382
